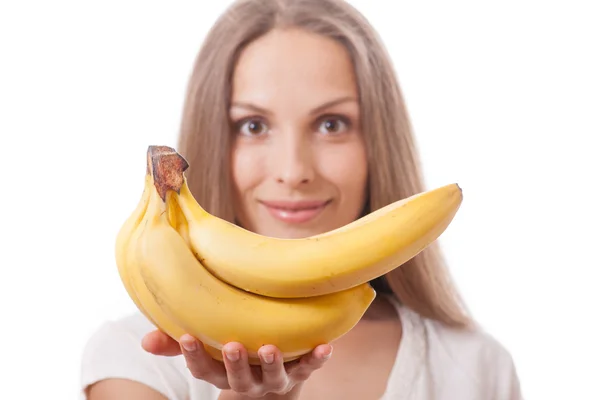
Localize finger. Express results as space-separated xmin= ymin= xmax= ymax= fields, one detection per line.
xmin=180 ymin=334 xmax=229 ymax=389
xmin=142 ymin=330 xmax=181 ymax=356
xmin=258 ymin=345 xmax=289 ymax=394
xmin=222 ymin=342 xmax=257 ymax=394
xmin=288 ymin=344 xmax=332 ymax=382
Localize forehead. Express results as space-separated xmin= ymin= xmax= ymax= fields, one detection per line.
xmin=231 ymin=28 xmax=358 ymax=102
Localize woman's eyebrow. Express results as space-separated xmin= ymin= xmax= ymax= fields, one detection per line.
xmin=230 ymin=96 xmax=357 ymax=116
xmin=308 ymin=96 xmax=357 ymax=115
xmin=230 ymin=102 xmax=272 ymax=116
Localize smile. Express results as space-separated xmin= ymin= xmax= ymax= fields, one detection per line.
xmin=259 ymin=199 xmax=331 ymax=224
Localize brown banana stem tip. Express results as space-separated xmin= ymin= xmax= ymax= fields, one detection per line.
xmin=146 ymin=145 xmax=189 ymax=201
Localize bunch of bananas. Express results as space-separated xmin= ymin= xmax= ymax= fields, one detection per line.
xmin=115 ymin=145 xmax=463 ymax=365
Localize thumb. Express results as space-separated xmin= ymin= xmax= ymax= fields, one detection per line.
xmin=141 ymin=330 xmax=182 ymax=356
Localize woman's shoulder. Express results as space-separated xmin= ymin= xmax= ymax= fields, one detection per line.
xmin=79 ymin=312 xmax=219 ymax=400
xmin=392 ymin=304 xmax=523 ymax=399
xmin=423 ymin=316 xmax=516 ymax=368
xmin=421 ymin=313 xmax=523 ymax=398
xmin=81 ymin=312 xmax=163 ymax=371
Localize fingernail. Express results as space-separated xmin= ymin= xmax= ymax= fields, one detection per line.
xmin=225 ymin=350 xmax=240 ymax=362
xmin=322 ymin=346 xmax=333 ymax=360
xmin=181 ymin=336 xmax=197 ymax=352
xmin=262 ymin=353 xmax=274 ymax=364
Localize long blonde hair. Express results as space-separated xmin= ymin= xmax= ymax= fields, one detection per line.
xmin=177 ymin=0 xmax=473 ymax=328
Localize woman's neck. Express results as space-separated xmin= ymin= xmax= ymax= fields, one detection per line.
xmin=361 ymin=294 xmax=399 ymax=321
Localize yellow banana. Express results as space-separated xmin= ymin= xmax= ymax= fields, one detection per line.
xmin=131 ymin=171 xmax=375 ymax=365
xmin=114 ymin=173 xmax=184 ymax=333
xmin=145 ymin=145 xmax=463 ymax=298
xmin=115 ymin=146 xmax=375 ymax=364
xmin=114 ymin=174 xmax=158 ymax=327
xmin=115 ymin=171 xmax=225 ymax=359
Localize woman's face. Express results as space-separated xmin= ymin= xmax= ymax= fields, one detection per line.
xmin=229 ymin=28 xmax=368 ymax=239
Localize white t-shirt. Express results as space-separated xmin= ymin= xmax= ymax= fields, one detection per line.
xmin=79 ymin=297 xmax=523 ymax=399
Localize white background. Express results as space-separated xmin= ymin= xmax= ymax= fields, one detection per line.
xmin=1 ymin=1 xmax=598 ymax=399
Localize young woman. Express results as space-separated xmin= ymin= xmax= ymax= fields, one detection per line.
xmin=80 ymin=0 xmax=522 ymax=399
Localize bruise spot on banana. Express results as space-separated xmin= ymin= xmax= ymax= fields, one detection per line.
xmin=147 ymin=145 xmax=190 ymax=201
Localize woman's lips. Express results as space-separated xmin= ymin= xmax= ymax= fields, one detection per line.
xmin=260 ymin=200 xmax=331 ymax=224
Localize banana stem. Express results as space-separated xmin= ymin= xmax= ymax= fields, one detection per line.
xmin=146 ymin=145 xmax=189 ymax=201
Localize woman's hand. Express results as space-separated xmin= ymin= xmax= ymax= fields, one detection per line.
xmin=142 ymin=330 xmax=332 ymax=398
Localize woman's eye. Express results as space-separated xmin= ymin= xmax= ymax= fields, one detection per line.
xmin=318 ymin=117 xmax=349 ymax=135
xmin=239 ymin=119 xmax=268 ymax=136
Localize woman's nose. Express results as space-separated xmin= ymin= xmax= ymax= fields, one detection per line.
xmin=272 ymin=133 xmax=315 ymax=188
